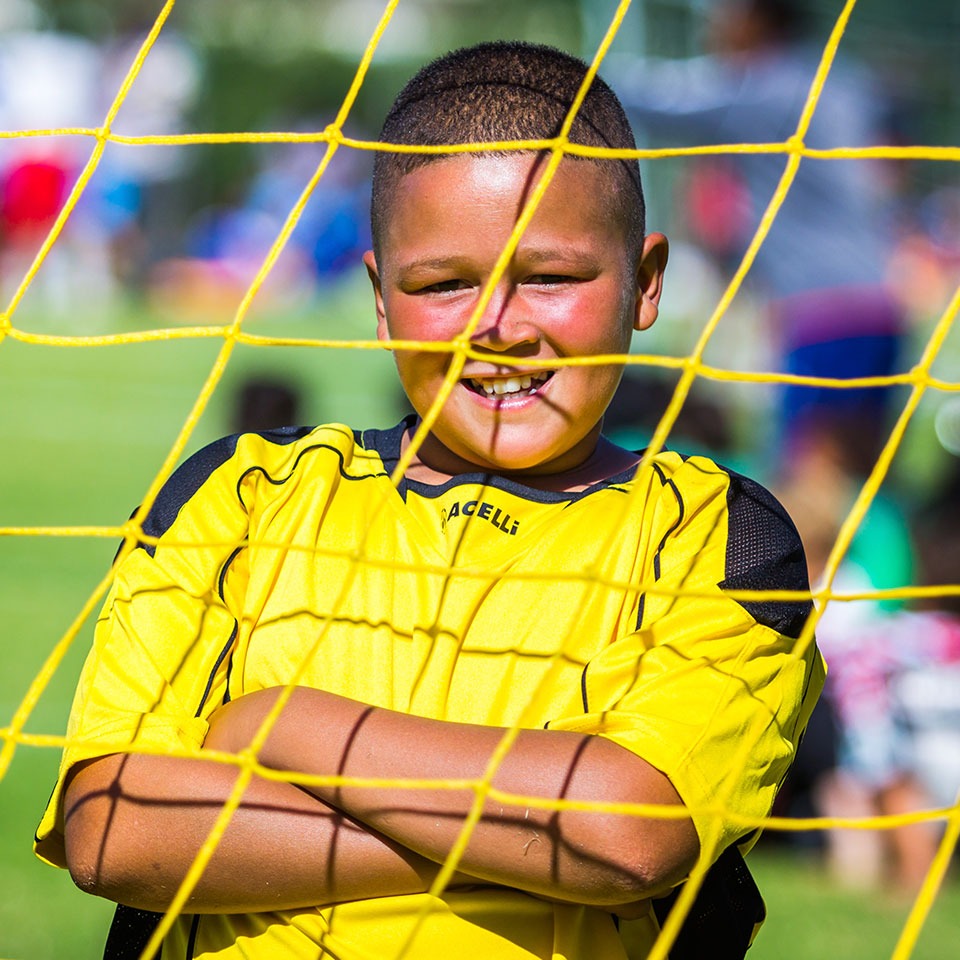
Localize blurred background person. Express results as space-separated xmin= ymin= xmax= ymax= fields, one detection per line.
xmin=94 ymin=13 xmax=202 ymax=282
xmin=774 ymin=412 xmax=949 ymax=894
xmin=0 ymin=11 xmax=102 ymax=313
xmin=611 ymin=0 xmax=908 ymax=457
xmin=904 ymin=448 xmax=960 ymax=814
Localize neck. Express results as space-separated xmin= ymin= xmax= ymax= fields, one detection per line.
xmin=401 ymin=428 xmax=640 ymax=493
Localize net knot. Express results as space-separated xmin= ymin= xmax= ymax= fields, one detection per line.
xmin=322 ymin=123 xmax=343 ymax=144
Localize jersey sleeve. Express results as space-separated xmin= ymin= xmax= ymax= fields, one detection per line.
xmin=34 ymin=434 xmax=254 ymax=867
xmin=546 ymin=456 xmax=825 ymax=857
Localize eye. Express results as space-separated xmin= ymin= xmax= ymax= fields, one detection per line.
xmin=414 ymin=278 xmax=471 ymax=294
xmin=526 ymin=274 xmax=578 ymax=286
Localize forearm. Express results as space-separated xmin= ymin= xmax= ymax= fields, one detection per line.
xmin=215 ymin=687 xmax=699 ymax=906
xmin=63 ymin=751 xmax=451 ymax=914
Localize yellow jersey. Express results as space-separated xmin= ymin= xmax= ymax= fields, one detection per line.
xmin=37 ymin=418 xmax=824 ymax=959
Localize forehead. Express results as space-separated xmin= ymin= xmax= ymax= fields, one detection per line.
xmin=377 ymin=154 xmax=631 ymax=263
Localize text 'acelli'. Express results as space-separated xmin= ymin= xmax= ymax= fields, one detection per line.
xmin=440 ymin=500 xmax=520 ymax=536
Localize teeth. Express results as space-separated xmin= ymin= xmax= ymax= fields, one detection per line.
xmin=470 ymin=371 xmax=550 ymax=396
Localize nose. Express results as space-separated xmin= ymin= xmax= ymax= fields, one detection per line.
xmin=470 ymin=286 xmax=539 ymax=354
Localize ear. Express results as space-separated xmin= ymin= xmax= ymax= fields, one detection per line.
xmin=363 ymin=250 xmax=388 ymax=340
xmin=633 ymin=232 xmax=669 ymax=332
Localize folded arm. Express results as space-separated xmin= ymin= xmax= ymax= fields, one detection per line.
xmin=63 ymin=686 xmax=698 ymax=914
xmin=63 ymin=751 xmax=463 ymax=914
xmin=205 ymin=686 xmax=700 ymax=908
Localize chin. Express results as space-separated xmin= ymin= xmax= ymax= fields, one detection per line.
xmin=466 ymin=443 xmax=568 ymax=475
xmin=440 ymin=439 xmax=543 ymax=474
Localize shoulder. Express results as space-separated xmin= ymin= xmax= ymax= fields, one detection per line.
xmin=721 ymin=466 xmax=812 ymax=639
xmin=139 ymin=423 xmax=384 ymax=548
xmin=644 ymin=451 xmax=801 ymax=540
xmin=645 ymin=452 xmax=812 ymax=638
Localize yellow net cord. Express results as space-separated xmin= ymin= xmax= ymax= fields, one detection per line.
xmin=1 ymin=0 xmax=958 ymax=958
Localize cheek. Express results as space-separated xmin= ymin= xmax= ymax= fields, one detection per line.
xmin=554 ymin=288 xmax=634 ymax=356
xmin=389 ymin=335 xmax=453 ymax=406
xmin=384 ymin=298 xmax=470 ymax=345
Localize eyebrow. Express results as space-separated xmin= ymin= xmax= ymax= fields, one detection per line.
xmin=397 ymin=248 xmax=601 ymax=276
xmin=519 ymin=247 xmax=600 ymax=268
xmin=398 ymin=256 xmax=470 ymax=274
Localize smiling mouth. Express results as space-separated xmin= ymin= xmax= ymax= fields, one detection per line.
xmin=464 ymin=371 xmax=554 ymax=398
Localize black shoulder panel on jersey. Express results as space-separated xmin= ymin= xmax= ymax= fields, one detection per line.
xmin=720 ymin=471 xmax=812 ymax=640
xmin=138 ymin=427 xmax=313 ymax=558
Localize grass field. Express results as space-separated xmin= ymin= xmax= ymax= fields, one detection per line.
xmin=2 ymin=285 xmax=958 ymax=959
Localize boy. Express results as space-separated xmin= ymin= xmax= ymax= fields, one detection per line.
xmin=36 ymin=41 xmax=824 ymax=960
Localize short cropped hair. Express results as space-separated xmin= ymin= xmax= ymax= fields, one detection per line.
xmin=370 ymin=41 xmax=645 ymax=261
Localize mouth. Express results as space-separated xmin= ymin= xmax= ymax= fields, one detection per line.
xmin=463 ymin=370 xmax=554 ymax=399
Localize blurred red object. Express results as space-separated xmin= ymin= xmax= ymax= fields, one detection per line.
xmin=1 ymin=156 xmax=71 ymax=238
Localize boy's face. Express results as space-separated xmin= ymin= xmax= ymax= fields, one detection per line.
xmin=365 ymin=153 xmax=667 ymax=478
